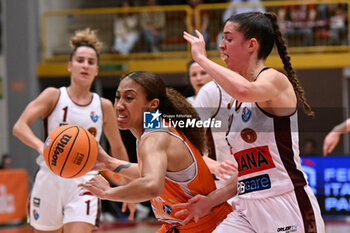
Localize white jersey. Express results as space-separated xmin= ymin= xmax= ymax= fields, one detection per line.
xmin=37 ymin=87 xmax=103 ymax=168
xmin=226 ymin=101 xmax=308 ymax=199
xmin=186 ymin=95 xmax=196 ymax=106
xmin=30 ymin=87 xmax=103 ymax=230
xmin=194 ymin=81 xmax=234 ymax=164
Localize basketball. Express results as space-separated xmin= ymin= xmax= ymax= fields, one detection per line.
xmin=43 ymin=124 xmax=98 ymax=178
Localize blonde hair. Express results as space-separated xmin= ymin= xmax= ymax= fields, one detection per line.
xmin=69 ymin=28 xmax=102 ymax=61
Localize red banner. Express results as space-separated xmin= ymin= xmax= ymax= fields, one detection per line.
xmin=0 ymin=169 xmax=28 ymax=224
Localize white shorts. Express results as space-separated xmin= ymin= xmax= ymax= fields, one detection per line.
xmin=214 ymin=186 xmax=325 ymax=233
xmin=28 ymin=166 xmax=100 ymax=231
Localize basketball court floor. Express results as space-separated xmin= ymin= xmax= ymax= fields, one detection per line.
xmin=1 ymin=219 xmax=350 ymax=233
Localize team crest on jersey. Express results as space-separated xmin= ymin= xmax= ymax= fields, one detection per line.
xmin=33 ymin=209 xmax=39 ymax=220
xmin=90 ymin=111 xmax=99 ymax=122
xmin=241 ymin=107 xmax=252 ymax=122
xmin=88 ymin=127 xmax=97 ymax=137
xmin=234 ymin=145 xmax=276 ymax=176
xmin=240 ymin=128 xmax=257 ymax=143
xmin=162 ymin=204 xmax=172 ymax=215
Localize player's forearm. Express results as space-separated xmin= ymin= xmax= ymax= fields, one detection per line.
xmin=207 ymin=176 xmax=237 ymax=208
xmin=110 ymin=144 xmax=129 ymax=162
xmin=332 ymin=118 xmax=350 ymax=134
xmin=103 ymin=177 xmax=162 ymax=202
xmin=195 ymin=56 xmax=251 ymax=101
xmin=13 ymin=121 xmax=44 ymax=154
xmin=107 ymin=157 xmax=139 ymax=180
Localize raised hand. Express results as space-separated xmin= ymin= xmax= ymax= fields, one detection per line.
xmin=323 ymin=131 xmax=341 ymax=156
xmin=183 ymin=30 xmax=207 ymax=62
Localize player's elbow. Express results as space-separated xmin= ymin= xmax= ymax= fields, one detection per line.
xmin=12 ymin=122 xmax=21 ymax=137
xmin=144 ymin=180 xmax=164 ymax=198
xmin=234 ymin=87 xmax=250 ymax=102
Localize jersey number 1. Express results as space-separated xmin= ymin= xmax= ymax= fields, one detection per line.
xmin=62 ymin=106 xmax=68 ymax=122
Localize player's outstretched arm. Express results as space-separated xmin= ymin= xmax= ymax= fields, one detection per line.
xmin=323 ymin=118 xmax=350 ymax=156
xmin=93 ymin=144 xmax=139 ymax=180
xmin=173 ymin=175 xmax=237 ymax=225
xmin=80 ymin=133 xmax=168 ymax=203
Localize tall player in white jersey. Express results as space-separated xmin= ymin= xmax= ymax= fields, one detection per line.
xmin=186 ymin=60 xmax=237 ymax=184
xmin=194 ymin=75 xmax=237 ymax=188
xmin=178 ymin=12 xmax=325 ymax=232
xmin=12 ymin=28 xmax=129 ymax=233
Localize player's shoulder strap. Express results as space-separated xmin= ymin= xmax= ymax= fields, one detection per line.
xmin=206 ymin=81 xmax=222 ymax=161
xmin=211 ymin=81 xmax=222 ymax=119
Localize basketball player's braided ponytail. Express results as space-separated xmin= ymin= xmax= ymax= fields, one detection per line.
xmin=264 ymin=12 xmax=314 ymax=117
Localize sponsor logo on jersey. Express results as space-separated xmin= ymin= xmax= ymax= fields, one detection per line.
xmin=277 ymin=224 xmax=298 ymax=232
xmin=33 ymin=197 xmax=40 ymax=207
xmin=162 ymin=204 xmax=172 ymax=215
xmin=90 ymin=111 xmax=99 ymax=122
xmin=51 ymin=134 xmax=72 ymax=166
xmin=241 ymin=107 xmax=252 ymax=122
xmin=240 ymin=128 xmax=257 ymax=143
xmin=234 ymin=145 xmax=276 ymax=176
xmin=238 ymin=174 xmax=271 ymax=195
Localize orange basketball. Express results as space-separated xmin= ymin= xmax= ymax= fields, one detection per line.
xmin=43 ymin=124 xmax=98 ymax=178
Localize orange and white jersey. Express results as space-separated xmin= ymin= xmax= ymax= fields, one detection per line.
xmin=140 ymin=126 xmax=229 ymax=227
xmin=226 ymin=101 xmax=308 ymax=199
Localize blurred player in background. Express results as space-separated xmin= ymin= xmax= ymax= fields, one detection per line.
xmin=323 ymin=118 xmax=350 ymax=155
xmin=13 ymin=28 xmax=131 ymax=233
xmin=185 ymin=60 xmax=213 ymax=105
xmin=188 ymin=60 xmax=237 ymax=189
